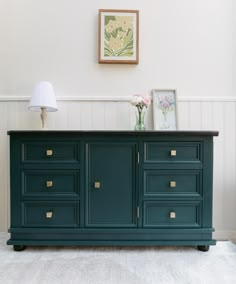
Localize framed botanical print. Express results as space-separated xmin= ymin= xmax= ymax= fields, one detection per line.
xmin=98 ymin=9 xmax=139 ymax=64
xmin=152 ymin=89 xmax=178 ymax=130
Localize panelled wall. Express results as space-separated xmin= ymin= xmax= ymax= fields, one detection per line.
xmin=0 ymin=96 xmax=235 ymax=240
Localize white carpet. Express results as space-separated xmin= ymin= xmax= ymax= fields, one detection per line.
xmin=0 ymin=234 xmax=236 ymax=284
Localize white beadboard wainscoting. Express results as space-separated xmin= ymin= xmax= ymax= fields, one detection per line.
xmin=0 ymin=96 xmax=235 ymax=241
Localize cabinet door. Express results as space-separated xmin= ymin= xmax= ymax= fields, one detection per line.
xmin=86 ymin=143 xmax=137 ymax=227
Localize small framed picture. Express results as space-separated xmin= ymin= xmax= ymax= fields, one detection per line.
xmin=98 ymin=9 xmax=139 ymax=64
xmin=152 ymin=89 xmax=178 ymax=130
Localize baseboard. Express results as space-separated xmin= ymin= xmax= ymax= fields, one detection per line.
xmin=213 ymin=231 xmax=236 ymax=242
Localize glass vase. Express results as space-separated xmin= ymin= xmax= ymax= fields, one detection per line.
xmin=135 ymin=110 xmax=145 ymax=130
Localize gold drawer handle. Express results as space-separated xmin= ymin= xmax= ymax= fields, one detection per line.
xmin=170 ymin=181 xmax=176 ymax=188
xmin=46 ymin=211 xmax=53 ymax=219
xmin=46 ymin=150 xmax=53 ymax=156
xmin=46 ymin=181 xmax=53 ymax=188
xmin=170 ymin=212 xmax=176 ymax=219
xmin=94 ymin=181 xmax=101 ymax=189
xmin=170 ymin=150 xmax=177 ymax=156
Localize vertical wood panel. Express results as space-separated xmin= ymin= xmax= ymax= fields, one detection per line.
xmin=52 ymin=101 xmax=69 ymax=129
xmin=91 ymin=102 xmax=105 ymax=130
xmin=202 ymin=102 xmax=214 ymax=130
xmin=16 ymin=102 xmax=32 ymax=129
xmin=104 ymin=102 xmax=117 ymax=130
xmin=80 ymin=102 xmax=92 ymax=130
xmin=189 ymin=102 xmax=202 ymax=129
xmin=221 ymin=102 xmax=236 ymax=228
xmin=6 ymin=102 xmax=18 ymax=130
xmin=145 ymin=104 xmax=153 ymax=131
xmin=212 ymin=102 xmax=225 ymax=229
xmin=0 ymin=103 xmax=8 ymax=232
xmin=178 ymin=102 xmax=190 ymax=129
xmin=67 ymin=102 xmax=81 ymax=129
xmin=130 ymin=104 xmax=136 ymax=131
xmin=116 ymin=102 xmax=131 ymax=130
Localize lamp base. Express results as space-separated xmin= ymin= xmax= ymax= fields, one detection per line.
xmin=40 ymin=107 xmax=47 ymax=129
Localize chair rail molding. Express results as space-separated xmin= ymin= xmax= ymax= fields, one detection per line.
xmin=1 ymin=95 xmax=236 ymax=102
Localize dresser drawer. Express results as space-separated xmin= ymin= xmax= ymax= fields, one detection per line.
xmin=144 ymin=142 xmax=202 ymax=163
xmin=144 ymin=170 xmax=201 ymax=197
xmin=22 ymin=142 xmax=80 ymax=163
xmin=22 ymin=170 xmax=80 ymax=196
xmin=143 ymin=201 xmax=201 ymax=227
xmin=22 ymin=202 xmax=79 ymax=227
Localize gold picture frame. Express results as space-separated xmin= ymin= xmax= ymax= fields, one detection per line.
xmin=98 ymin=9 xmax=139 ymax=64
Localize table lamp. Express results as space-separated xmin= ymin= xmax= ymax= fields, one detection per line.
xmin=28 ymin=81 xmax=58 ymax=129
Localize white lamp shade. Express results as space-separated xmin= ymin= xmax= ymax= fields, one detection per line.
xmin=28 ymin=81 xmax=58 ymax=112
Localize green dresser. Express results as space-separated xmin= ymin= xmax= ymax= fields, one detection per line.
xmin=7 ymin=130 xmax=218 ymax=251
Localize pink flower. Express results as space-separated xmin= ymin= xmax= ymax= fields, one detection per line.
xmin=143 ymin=95 xmax=151 ymax=106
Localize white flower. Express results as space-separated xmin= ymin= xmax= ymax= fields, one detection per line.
xmin=131 ymin=94 xmax=151 ymax=107
xmin=131 ymin=95 xmax=143 ymax=106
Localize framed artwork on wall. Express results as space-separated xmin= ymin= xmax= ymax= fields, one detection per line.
xmin=152 ymin=89 xmax=178 ymax=130
xmin=98 ymin=9 xmax=139 ymax=64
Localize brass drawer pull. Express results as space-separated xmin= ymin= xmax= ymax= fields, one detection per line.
xmin=46 ymin=211 xmax=53 ymax=219
xmin=170 ymin=150 xmax=177 ymax=156
xmin=170 ymin=181 xmax=176 ymax=188
xmin=170 ymin=212 xmax=176 ymax=219
xmin=94 ymin=181 xmax=101 ymax=189
xmin=46 ymin=181 xmax=53 ymax=188
xmin=46 ymin=150 xmax=53 ymax=156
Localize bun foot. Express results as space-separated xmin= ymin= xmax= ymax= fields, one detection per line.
xmin=197 ymin=245 xmax=209 ymax=252
xmin=13 ymin=245 xmax=26 ymax=251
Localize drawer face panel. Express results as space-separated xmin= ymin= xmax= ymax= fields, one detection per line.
xmin=22 ymin=202 xmax=79 ymax=227
xmin=144 ymin=142 xmax=202 ymax=163
xmin=144 ymin=170 xmax=201 ymax=196
xmin=22 ymin=170 xmax=80 ymax=196
xmin=22 ymin=142 xmax=79 ymax=162
xmin=143 ymin=201 xmax=201 ymax=227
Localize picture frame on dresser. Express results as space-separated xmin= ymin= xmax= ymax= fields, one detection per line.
xmin=152 ymin=89 xmax=178 ymax=130
xmin=98 ymin=9 xmax=139 ymax=64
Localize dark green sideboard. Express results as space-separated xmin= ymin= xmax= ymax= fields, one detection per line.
xmin=7 ymin=130 xmax=218 ymax=251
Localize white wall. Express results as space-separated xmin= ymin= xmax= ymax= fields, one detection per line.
xmin=0 ymin=0 xmax=235 ymax=97
xmin=0 ymin=0 xmax=236 ymax=240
